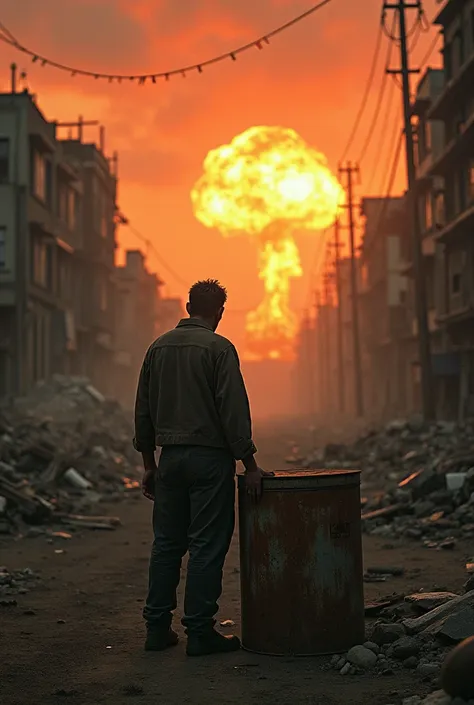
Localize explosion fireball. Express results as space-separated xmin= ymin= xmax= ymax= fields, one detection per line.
xmin=191 ymin=126 xmax=344 ymax=360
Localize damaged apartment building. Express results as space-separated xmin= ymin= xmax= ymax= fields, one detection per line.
xmin=0 ymin=80 xmax=178 ymax=402
xmin=0 ymin=87 xmax=117 ymax=397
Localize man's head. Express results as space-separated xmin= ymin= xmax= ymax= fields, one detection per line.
xmin=186 ymin=279 xmax=227 ymax=331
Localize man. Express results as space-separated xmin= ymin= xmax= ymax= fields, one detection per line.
xmin=134 ymin=279 xmax=266 ymax=657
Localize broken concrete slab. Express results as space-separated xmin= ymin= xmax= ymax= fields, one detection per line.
xmin=405 ymin=592 xmax=458 ymax=613
xmin=398 ymin=468 xmax=443 ymax=500
xmin=433 ymin=608 xmax=474 ymax=643
xmin=403 ymin=592 xmax=474 ymax=635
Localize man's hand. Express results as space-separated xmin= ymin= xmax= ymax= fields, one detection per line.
xmin=241 ymin=453 xmax=273 ymax=503
xmin=142 ymin=467 xmax=156 ymax=501
xmin=244 ymin=467 xmax=274 ymax=503
xmin=141 ymin=451 xmax=157 ymax=501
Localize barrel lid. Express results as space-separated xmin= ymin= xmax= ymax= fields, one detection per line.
xmin=237 ymin=468 xmax=360 ymax=491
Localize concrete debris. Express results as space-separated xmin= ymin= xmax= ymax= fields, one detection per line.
xmin=406 ymin=593 xmax=459 ymax=613
xmin=64 ymin=468 xmax=92 ymax=490
xmin=372 ymin=622 xmax=406 ymax=645
xmin=403 ymin=592 xmax=474 ymax=637
xmin=417 ymin=663 xmax=441 ymax=678
xmin=432 ymin=609 xmax=474 ymax=643
xmin=0 ymin=376 xmax=141 ymax=538
xmin=363 ymin=641 xmax=380 ymax=654
xmin=464 ymin=576 xmax=474 ymax=594
xmin=334 ymin=593 xmax=474 ymax=684
xmin=411 ymin=693 xmax=474 ymax=705
xmin=347 ymin=644 xmax=378 ymax=669
xmin=0 ymin=566 xmax=40 ymax=596
xmin=391 ymin=636 xmax=420 ymax=660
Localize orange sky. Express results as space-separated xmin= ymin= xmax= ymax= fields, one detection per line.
xmin=0 ymin=0 xmax=441 ymax=350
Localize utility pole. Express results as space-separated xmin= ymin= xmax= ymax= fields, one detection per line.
xmin=339 ymin=162 xmax=364 ymax=418
xmin=323 ymin=264 xmax=332 ymax=416
xmin=384 ymin=0 xmax=435 ymax=420
xmin=315 ymin=290 xmax=324 ymax=418
xmin=10 ymin=63 xmax=17 ymax=93
xmin=333 ymin=219 xmax=345 ymax=414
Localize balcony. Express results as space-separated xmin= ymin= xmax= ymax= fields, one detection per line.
xmin=429 ymin=52 xmax=474 ymax=121
xmin=436 ymin=273 xmax=474 ymax=325
xmin=435 ymin=202 xmax=474 ymax=244
xmin=437 ymin=302 xmax=474 ymax=325
xmin=430 ymin=111 xmax=474 ymax=176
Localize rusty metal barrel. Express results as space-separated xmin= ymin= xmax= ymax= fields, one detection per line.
xmin=238 ymin=469 xmax=364 ymax=656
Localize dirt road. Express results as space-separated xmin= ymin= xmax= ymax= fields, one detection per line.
xmin=1 ymin=429 xmax=470 ymax=705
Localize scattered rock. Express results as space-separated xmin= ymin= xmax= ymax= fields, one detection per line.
xmin=402 ymin=696 xmax=422 ymax=705
xmin=392 ymin=636 xmax=420 ymax=660
xmin=340 ymin=662 xmax=351 ymax=676
xmin=418 ymin=663 xmax=441 ymax=678
xmin=363 ymin=641 xmax=380 ymax=654
xmin=421 ymin=693 xmax=451 ymax=705
xmin=347 ymin=645 xmax=378 ymax=669
xmin=372 ymin=622 xmax=406 ymax=645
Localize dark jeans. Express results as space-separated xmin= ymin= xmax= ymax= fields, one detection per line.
xmin=143 ymin=445 xmax=236 ymax=636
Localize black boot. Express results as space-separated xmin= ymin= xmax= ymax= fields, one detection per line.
xmin=145 ymin=627 xmax=179 ymax=652
xmin=186 ymin=629 xmax=241 ymax=657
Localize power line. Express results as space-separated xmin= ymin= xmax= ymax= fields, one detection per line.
xmin=357 ymin=13 xmax=395 ymax=163
xmin=366 ymin=91 xmax=401 ymax=194
xmin=301 ymin=229 xmax=330 ymax=320
xmin=121 ymin=218 xmax=302 ymax=316
xmin=339 ymin=23 xmax=384 ymax=163
xmin=373 ymin=127 xmax=404 ymax=236
xmin=0 ymin=20 xmax=18 ymax=44
xmin=0 ymin=1 xmax=332 ymax=83
xmin=381 ymin=0 xmax=426 ymax=41
xmin=122 ymin=221 xmax=190 ymax=290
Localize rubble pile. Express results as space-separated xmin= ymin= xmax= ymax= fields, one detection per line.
xmin=0 ymin=566 xmax=41 ymax=598
xmin=328 ymin=586 xmax=474 ymax=693
xmin=300 ymin=419 xmax=474 ymax=545
xmin=399 ymin=693 xmax=474 ymax=705
xmin=0 ymin=376 xmax=141 ymax=537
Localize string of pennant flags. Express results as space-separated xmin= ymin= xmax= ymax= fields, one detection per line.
xmin=0 ymin=0 xmax=331 ymax=84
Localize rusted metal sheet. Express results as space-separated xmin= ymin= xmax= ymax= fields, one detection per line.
xmin=238 ymin=469 xmax=364 ymax=656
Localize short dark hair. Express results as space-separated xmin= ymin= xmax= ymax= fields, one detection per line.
xmin=188 ymin=279 xmax=227 ymax=317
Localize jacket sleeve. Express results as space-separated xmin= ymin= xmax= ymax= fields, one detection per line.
xmin=133 ymin=349 xmax=156 ymax=453
xmin=214 ymin=345 xmax=257 ymax=461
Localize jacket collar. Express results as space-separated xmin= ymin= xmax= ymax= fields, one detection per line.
xmin=176 ymin=317 xmax=214 ymax=331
